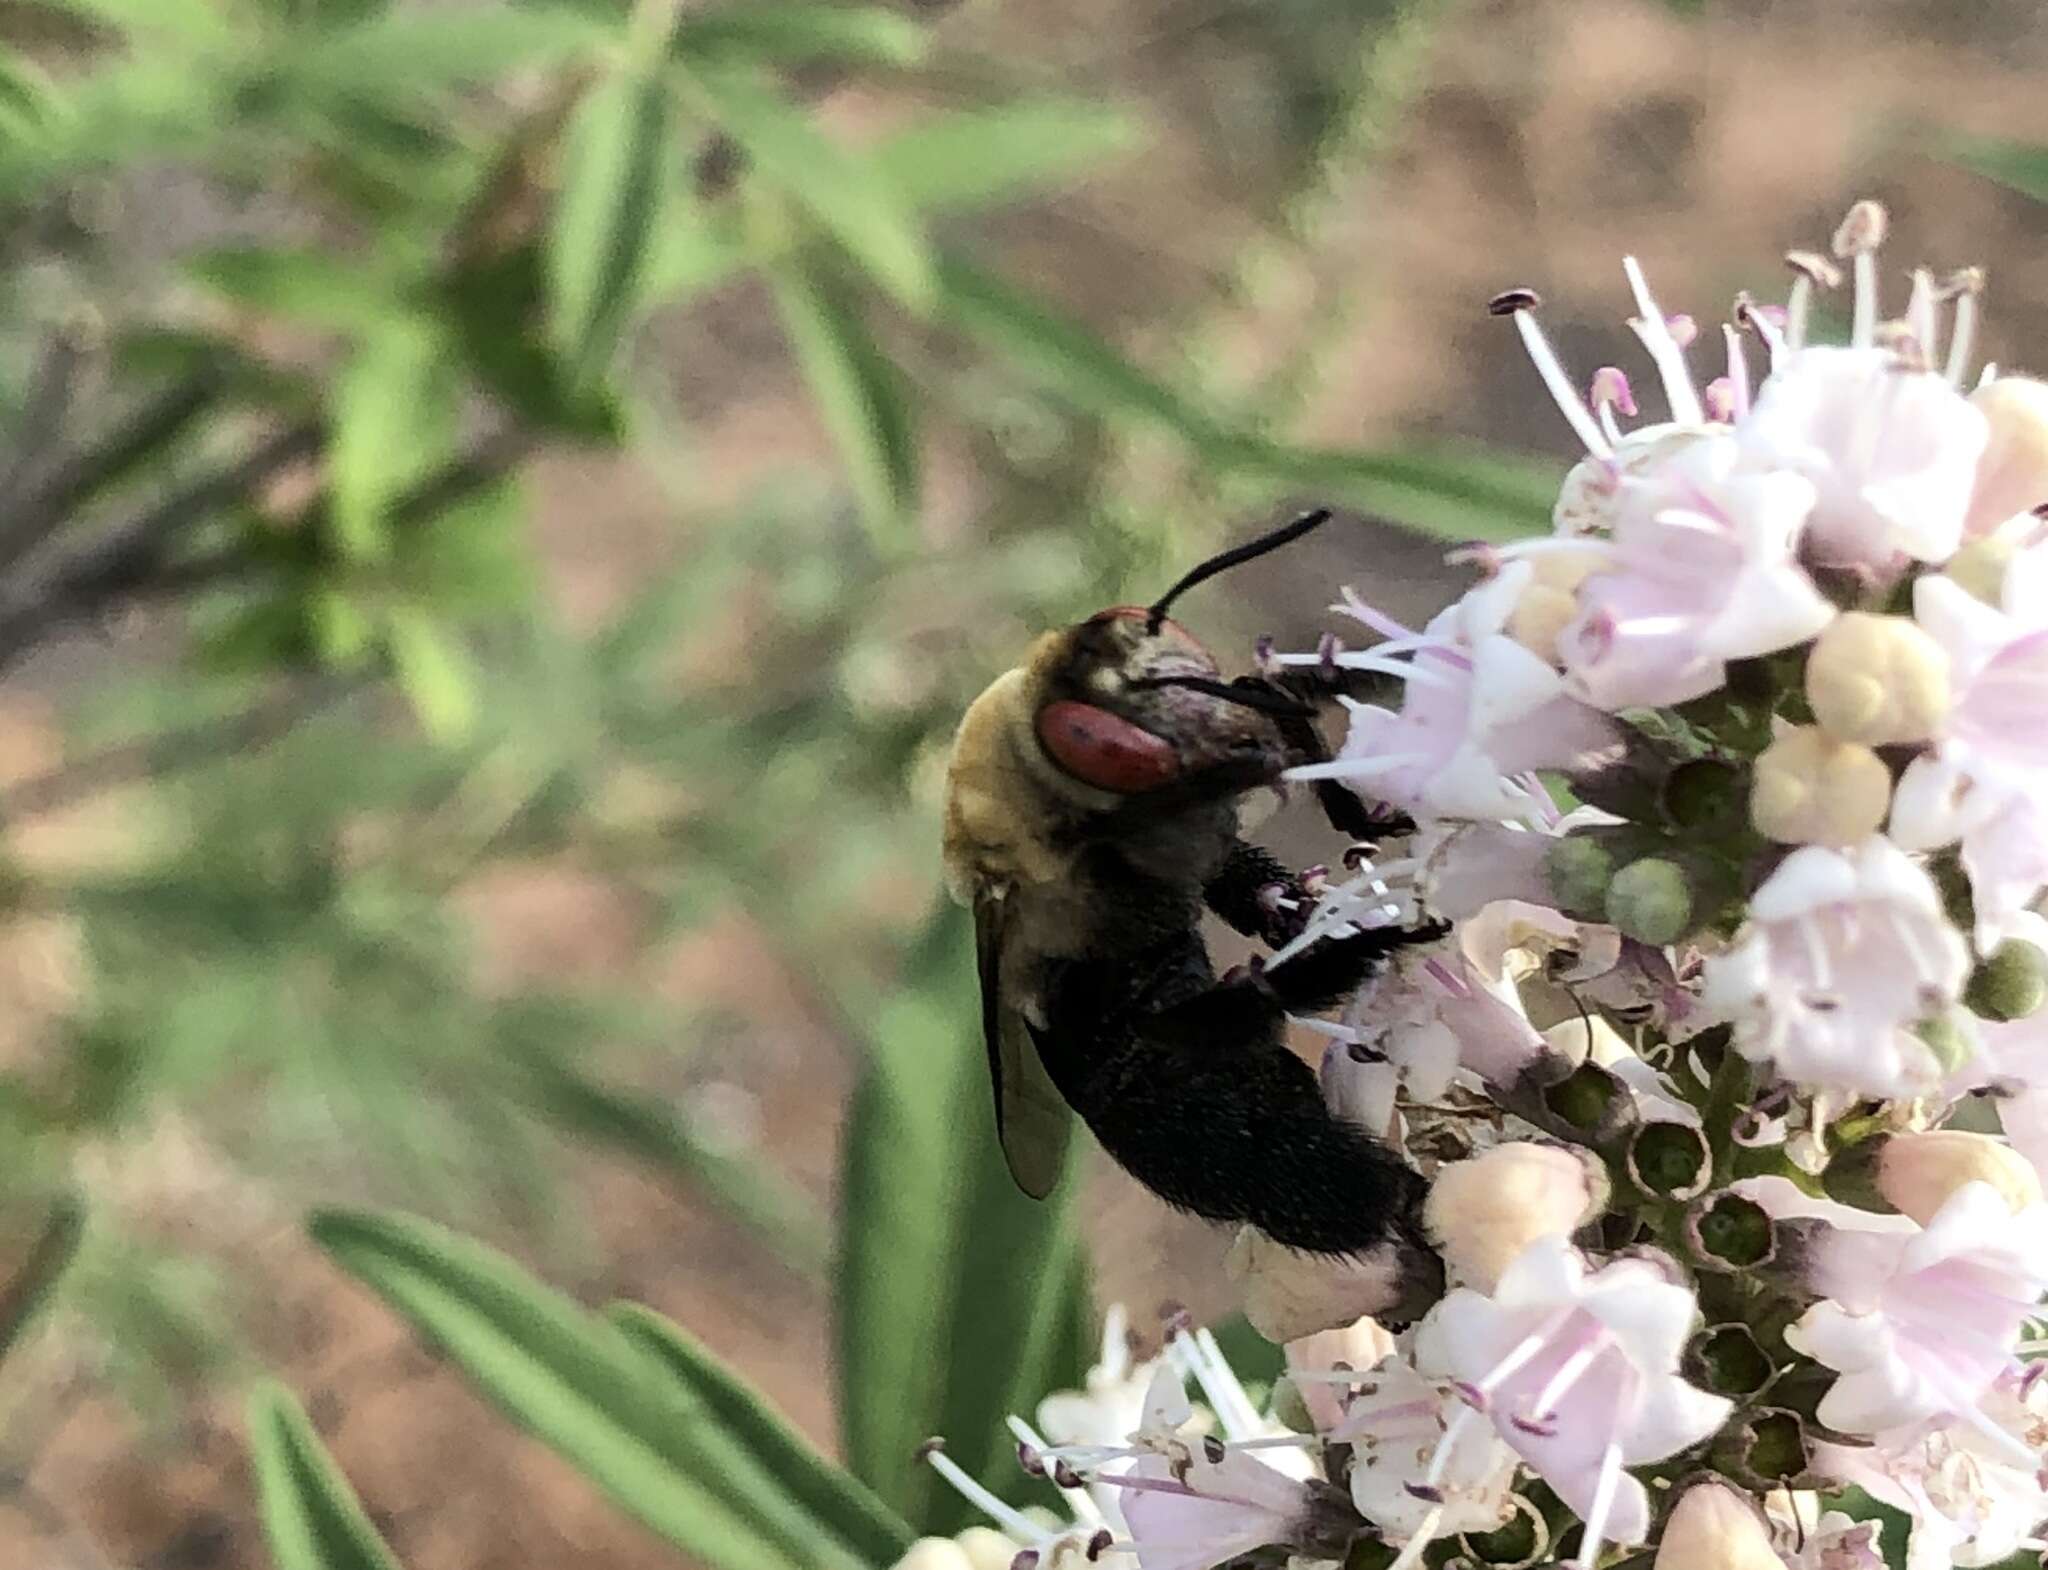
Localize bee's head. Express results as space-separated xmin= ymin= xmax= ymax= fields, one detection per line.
xmin=1029 ymin=606 xmax=1295 ymax=795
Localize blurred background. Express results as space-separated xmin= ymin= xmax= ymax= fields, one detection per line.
xmin=0 ymin=0 xmax=2046 ymax=1563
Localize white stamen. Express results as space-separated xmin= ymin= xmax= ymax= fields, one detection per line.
xmin=1333 ymin=590 xmax=1417 ymax=642
xmin=1722 ymin=323 xmax=1750 ymax=419
xmin=1512 ymin=309 xmax=1614 ymax=460
xmin=1523 ymin=1327 xmax=1611 ymax=1421
xmin=1852 ymin=250 xmax=1878 ymax=350
xmin=1948 ymin=290 xmax=1980 ymax=388
xmin=925 ymin=1446 xmax=1054 ymax=1544
xmin=1787 ymin=275 xmax=1812 ymax=352
xmin=1622 ymin=257 xmax=1704 ymax=426
xmin=1597 ymin=402 xmax=1624 ymax=447
xmin=1191 ymin=1328 xmax=1264 ymax=1442
xmin=1908 ymin=268 xmax=1939 ymax=367
xmin=1284 ymin=753 xmax=1427 ymax=783
xmin=1573 ymin=1441 xmax=1628 ymax=1570
xmin=1386 ymin=1506 xmax=1446 ymax=1570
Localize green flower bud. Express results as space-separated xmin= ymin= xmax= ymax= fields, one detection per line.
xmin=1542 ymin=835 xmax=1614 ymax=917
xmin=1965 ymin=939 xmax=2048 ymax=1022
xmin=1911 ymin=1009 xmax=1978 ymax=1076
xmin=1604 ymin=857 xmax=1693 ymax=946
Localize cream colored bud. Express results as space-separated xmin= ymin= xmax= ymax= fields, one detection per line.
xmin=956 ymin=1529 xmax=1020 ymax=1570
xmin=1967 ymin=375 xmax=2048 ymax=537
xmin=1508 ymin=553 xmax=1599 ymax=661
xmin=1423 ymin=1142 xmax=1603 ymax=1291
xmin=1750 ymin=726 xmax=1891 ymax=845
xmin=1876 ymin=1130 xmax=2044 ymax=1225
xmin=1805 ymin=613 xmax=1951 ymax=746
xmin=896 ymin=1539 xmax=977 ymax=1570
xmin=1226 ymin=1225 xmax=1434 ymax=1342
xmin=1656 ymin=1484 xmax=1789 ymax=1570
xmin=1947 ymin=535 xmax=2017 ymax=607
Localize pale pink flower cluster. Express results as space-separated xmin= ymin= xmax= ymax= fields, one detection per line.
xmin=912 ymin=201 xmax=2048 ymax=1570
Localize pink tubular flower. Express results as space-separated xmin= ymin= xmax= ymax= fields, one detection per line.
xmin=1284 ymin=565 xmax=1619 ymax=822
xmin=1891 ymin=550 xmax=2048 ymax=949
xmin=1551 ymin=434 xmax=1836 ymax=710
xmin=1813 ymin=1372 xmax=2048 ymax=1570
xmin=1737 ymin=344 xmax=1988 ymax=573
xmin=1699 ymin=837 xmax=1970 ymax=1101
xmin=1324 ymin=1353 xmax=1519 ymax=1548
xmin=1114 ymin=1451 xmax=1319 ymax=1570
xmin=1769 ymin=1178 xmax=2048 ymax=1439
xmin=1412 ymin=1237 xmax=1732 ymax=1568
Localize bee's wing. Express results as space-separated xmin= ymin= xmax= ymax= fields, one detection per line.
xmin=974 ymin=892 xmax=1072 ymax=1199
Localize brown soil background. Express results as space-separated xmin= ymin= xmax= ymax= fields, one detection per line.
xmin=8 ymin=0 xmax=2048 ymax=1564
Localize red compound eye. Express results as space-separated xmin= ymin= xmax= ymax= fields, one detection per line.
xmin=1035 ymin=700 xmax=1181 ymax=793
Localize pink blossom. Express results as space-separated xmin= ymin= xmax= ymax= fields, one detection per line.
xmin=1114 ymin=1450 xmax=1317 ymax=1570
xmin=1412 ymin=1237 xmax=1732 ymax=1568
xmin=1287 ymin=565 xmax=1619 ymax=821
xmin=1699 ymin=837 xmax=1970 ymax=1100
xmin=1737 ymin=345 xmax=1988 ymax=573
xmin=1891 ymin=556 xmax=2048 ymax=949
xmin=1737 ymin=1176 xmax=2048 ymax=1438
xmin=1325 ymin=1353 xmax=1519 ymax=1547
xmin=1552 ymin=434 xmax=1836 ymax=709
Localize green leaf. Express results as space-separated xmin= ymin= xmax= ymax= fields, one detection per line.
xmin=384 ymin=609 xmax=477 ymax=743
xmin=441 ymin=245 xmax=622 ymax=440
xmin=673 ymin=3 xmax=928 ymax=67
xmin=248 ymin=1382 xmax=406 ymax=1570
xmin=871 ymin=102 xmax=1142 ymax=211
xmin=1945 ymin=135 xmax=2048 ymax=204
xmin=686 ymin=65 xmax=934 ymax=310
xmin=768 ymin=257 xmax=917 ymax=544
xmin=0 ymin=1193 xmax=85 ymax=1369
xmin=311 ymin=1209 xmax=872 ymax=1570
xmin=836 ymin=903 xmax=1091 ymax=1530
xmin=608 ymin=1303 xmax=914 ymax=1564
xmin=190 ymin=247 xmax=403 ymax=334
xmin=548 ymin=69 xmax=674 ymax=385
xmin=937 ymin=256 xmax=1552 ymax=541
xmin=328 ymin=319 xmax=456 ymax=560
xmin=282 ymin=6 xmax=606 ymax=94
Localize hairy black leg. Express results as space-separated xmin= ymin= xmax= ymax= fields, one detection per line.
xmin=1203 ymin=839 xmax=1309 ymax=946
xmin=1227 ymin=671 xmax=1417 ymax=841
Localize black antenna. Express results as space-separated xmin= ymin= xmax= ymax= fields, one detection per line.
xmin=1128 ymin=674 xmax=1315 ymax=718
xmin=1145 ymin=507 xmax=1336 ymax=633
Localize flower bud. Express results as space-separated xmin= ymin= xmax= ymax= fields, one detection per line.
xmin=1910 ymin=1009 xmax=1977 ymax=1076
xmin=1655 ymin=1483 xmax=1788 ymax=1570
xmin=1945 ymin=535 xmax=2016 ymax=606
xmin=1507 ymin=552 xmax=1598 ymax=661
xmin=1604 ymin=857 xmax=1694 ymax=946
xmin=1965 ymin=938 xmax=2048 ymax=1022
xmin=956 ymin=1531 xmax=1020 ymax=1570
xmin=1542 ymin=834 xmax=1614 ymax=916
xmin=1226 ymin=1224 xmax=1441 ymax=1343
xmin=1423 ymin=1142 xmax=1603 ymax=1291
xmin=896 ymin=1539 xmax=978 ymax=1570
xmin=1966 ymin=375 xmax=2048 ymax=537
xmin=1875 ymin=1131 xmax=2043 ymax=1224
xmin=1804 ymin=613 xmax=1950 ymax=746
xmin=1750 ymin=726 xmax=1890 ymax=845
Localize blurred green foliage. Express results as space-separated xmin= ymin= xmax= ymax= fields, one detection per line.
xmin=0 ymin=0 xmax=1570 ymax=1548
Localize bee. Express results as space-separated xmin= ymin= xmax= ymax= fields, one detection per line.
xmin=943 ymin=509 xmax=1445 ymax=1314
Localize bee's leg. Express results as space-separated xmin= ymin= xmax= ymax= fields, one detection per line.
xmin=1202 ymin=839 xmax=1313 ymax=947
xmin=1227 ymin=672 xmax=1414 ymax=842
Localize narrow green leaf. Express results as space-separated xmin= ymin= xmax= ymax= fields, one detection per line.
xmin=936 ymin=253 xmax=1211 ymax=432
xmin=384 ymin=609 xmax=477 ymax=744
xmin=609 ymin=1303 xmax=914 ymax=1564
xmin=283 ymin=6 xmax=607 ymax=93
xmin=871 ymin=102 xmax=1142 ymax=211
xmin=0 ymin=1193 xmax=85 ymax=1368
xmin=190 ymin=247 xmax=402 ymax=334
xmin=248 ymin=1382 xmax=405 ymax=1570
xmin=328 ymin=319 xmax=456 ymax=560
xmin=310 ymin=1208 xmax=866 ymax=1570
xmin=673 ymin=3 xmax=928 ymax=67
xmin=1945 ymin=135 xmax=2048 ymax=204
xmin=548 ymin=69 xmax=674 ymax=384
xmin=686 ymin=65 xmax=934 ymax=310
xmin=836 ymin=903 xmax=1091 ymax=1530
xmin=768 ymin=258 xmax=918 ymax=543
